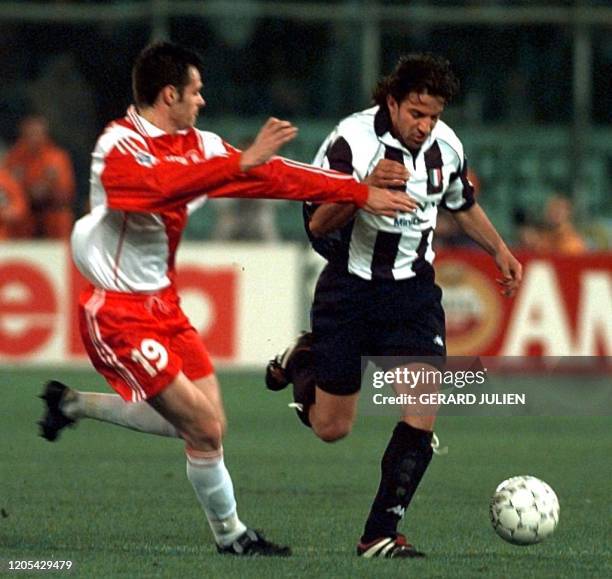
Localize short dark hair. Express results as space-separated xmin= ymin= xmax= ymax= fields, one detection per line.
xmin=373 ymin=53 xmax=459 ymax=107
xmin=132 ymin=41 xmax=203 ymax=108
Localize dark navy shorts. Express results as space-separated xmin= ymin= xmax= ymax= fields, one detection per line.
xmin=311 ymin=263 xmax=446 ymax=395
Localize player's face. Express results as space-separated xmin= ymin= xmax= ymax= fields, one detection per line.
xmin=171 ymin=66 xmax=206 ymax=130
xmin=387 ymin=92 xmax=445 ymax=149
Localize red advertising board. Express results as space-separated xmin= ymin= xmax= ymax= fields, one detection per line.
xmin=0 ymin=260 xmax=58 ymax=356
xmin=436 ymin=250 xmax=611 ymax=356
xmin=0 ymin=243 xmax=300 ymax=365
xmin=0 ymin=244 xmax=609 ymax=363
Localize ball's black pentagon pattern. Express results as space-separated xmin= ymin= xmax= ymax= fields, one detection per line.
xmin=489 ymin=475 xmax=559 ymax=545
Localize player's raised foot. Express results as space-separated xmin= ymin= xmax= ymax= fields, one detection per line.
xmin=357 ymin=534 xmax=425 ymax=559
xmin=38 ymin=381 xmax=76 ymax=442
xmin=265 ymin=331 xmax=314 ymax=392
xmin=217 ymin=529 xmax=291 ymax=557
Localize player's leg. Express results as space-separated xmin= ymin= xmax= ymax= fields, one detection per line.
xmin=44 ymin=288 xmax=289 ymax=556
xmin=266 ymin=333 xmax=362 ymax=441
xmin=145 ymin=370 xmax=252 ymax=552
xmin=40 ymin=323 xmax=226 ymax=442
xmin=266 ymin=264 xmax=365 ymax=439
xmin=174 ymin=322 xmax=227 ymax=436
xmin=358 ymin=362 xmax=439 ymax=558
xmin=152 ymin=342 xmax=288 ymax=555
xmin=39 ymin=289 xmax=185 ymax=441
xmin=147 ymin=371 xmax=222 ymax=450
xmin=309 ymin=388 xmax=359 ymax=442
xmin=40 ymin=353 xmax=246 ymax=547
xmin=39 ymin=382 xmax=181 ymax=441
xmin=191 ymin=373 xmax=226 ymax=436
xmin=43 ymin=368 xmax=278 ymax=550
xmin=357 ymin=280 xmax=446 ymax=558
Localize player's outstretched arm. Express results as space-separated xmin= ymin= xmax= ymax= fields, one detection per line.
xmin=308 ymin=189 xmax=417 ymax=236
xmin=239 ymin=117 xmax=298 ymax=171
xmin=309 ymin=159 xmax=415 ymax=236
xmin=453 ymin=203 xmax=523 ymax=297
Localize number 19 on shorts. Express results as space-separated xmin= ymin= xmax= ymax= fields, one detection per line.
xmin=130 ymin=339 xmax=168 ymax=377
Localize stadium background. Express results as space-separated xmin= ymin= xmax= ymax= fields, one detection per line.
xmin=1 ymin=2 xmax=610 ymax=578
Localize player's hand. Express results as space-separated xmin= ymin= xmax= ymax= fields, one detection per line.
xmin=240 ymin=117 xmax=298 ymax=171
xmin=363 ymin=186 xmax=418 ymax=217
xmin=364 ymin=159 xmax=410 ymax=189
xmin=494 ymin=246 xmax=522 ymax=297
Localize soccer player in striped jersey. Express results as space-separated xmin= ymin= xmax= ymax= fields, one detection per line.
xmin=37 ymin=41 xmax=415 ymax=558
xmin=266 ymin=53 xmax=522 ymax=559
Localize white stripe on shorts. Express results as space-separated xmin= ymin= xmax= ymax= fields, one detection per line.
xmin=84 ymin=289 xmax=147 ymax=402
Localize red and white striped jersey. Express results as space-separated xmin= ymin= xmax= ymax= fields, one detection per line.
xmin=72 ymin=107 xmax=368 ymax=293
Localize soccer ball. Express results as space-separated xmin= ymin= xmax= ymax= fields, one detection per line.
xmin=489 ymin=475 xmax=560 ymax=545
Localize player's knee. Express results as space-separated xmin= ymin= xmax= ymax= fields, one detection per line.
xmin=313 ymin=418 xmax=352 ymax=443
xmin=217 ymin=415 xmax=227 ymax=438
xmin=183 ymin=418 xmax=223 ymax=450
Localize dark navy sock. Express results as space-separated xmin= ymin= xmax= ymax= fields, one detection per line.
xmin=361 ymin=421 xmax=433 ymax=543
xmin=291 ymin=366 xmax=316 ymax=427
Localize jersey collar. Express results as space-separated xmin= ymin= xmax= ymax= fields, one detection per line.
xmin=373 ymin=105 xmax=435 ymax=155
xmin=126 ymin=105 xmax=192 ymax=138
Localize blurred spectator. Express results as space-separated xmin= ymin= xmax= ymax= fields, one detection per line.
xmin=541 ymin=194 xmax=587 ymax=255
xmin=213 ymin=198 xmax=280 ymax=242
xmin=211 ymin=138 xmax=280 ymax=242
xmin=3 ymin=115 xmax=76 ymax=239
xmin=513 ymin=195 xmax=588 ymax=254
xmin=513 ymin=207 xmax=548 ymax=253
xmin=0 ymin=167 xmax=29 ymax=239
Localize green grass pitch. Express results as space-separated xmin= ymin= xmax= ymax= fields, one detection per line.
xmin=1 ymin=368 xmax=610 ymax=578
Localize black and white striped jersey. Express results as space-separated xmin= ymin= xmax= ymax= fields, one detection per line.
xmin=304 ymin=105 xmax=475 ymax=281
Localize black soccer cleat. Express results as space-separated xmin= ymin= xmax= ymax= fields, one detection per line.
xmin=265 ymin=331 xmax=314 ymax=392
xmin=38 ymin=381 xmax=75 ymax=442
xmin=357 ymin=534 xmax=426 ymax=559
xmin=217 ymin=529 xmax=291 ymax=557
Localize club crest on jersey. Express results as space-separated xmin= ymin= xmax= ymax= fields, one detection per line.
xmin=427 ymin=167 xmax=443 ymax=195
xmin=134 ymin=151 xmax=157 ymax=167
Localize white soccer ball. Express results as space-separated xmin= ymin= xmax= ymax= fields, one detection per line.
xmin=489 ymin=475 xmax=560 ymax=545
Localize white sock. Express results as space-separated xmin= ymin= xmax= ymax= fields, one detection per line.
xmin=62 ymin=392 xmax=180 ymax=438
xmin=186 ymin=450 xmax=247 ymax=546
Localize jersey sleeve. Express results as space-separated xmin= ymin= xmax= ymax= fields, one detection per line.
xmin=205 ymin=155 xmax=368 ymax=207
xmin=301 ymin=134 xmax=359 ymax=260
xmin=100 ymin=132 xmax=367 ymax=212
xmin=99 ymin=135 xmax=244 ymax=212
xmin=325 ymin=136 xmax=356 ymax=175
xmin=441 ymin=155 xmax=475 ymax=212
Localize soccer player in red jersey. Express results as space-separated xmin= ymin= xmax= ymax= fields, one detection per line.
xmin=38 ymin=42 xmax=415 ymax=557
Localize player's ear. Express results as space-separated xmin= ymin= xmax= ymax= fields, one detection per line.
xmin=386 ymin=94 xmax=398 ymax=115
xmin=162 ymin=85 xmax=177 ymax=106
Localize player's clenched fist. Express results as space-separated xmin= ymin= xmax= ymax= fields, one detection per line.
xmin=365 ymin=159 xmax=410 ymax=189
xmin=240 ymin=117 xmax=298 ymax=171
